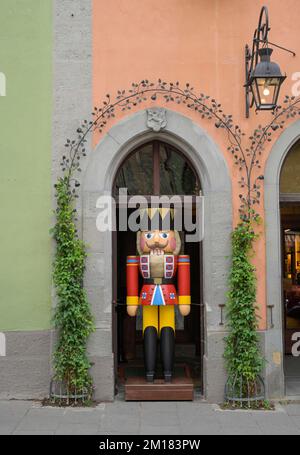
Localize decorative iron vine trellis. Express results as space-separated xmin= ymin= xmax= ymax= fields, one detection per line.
xmin=61 ymin=79 xmax=300 ymax=219
xmin=53 ymin=79 xmax=300 ymax=404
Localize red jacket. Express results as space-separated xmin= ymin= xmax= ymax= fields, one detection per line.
xmin=126 ymin=254 xmax=191 ymax=306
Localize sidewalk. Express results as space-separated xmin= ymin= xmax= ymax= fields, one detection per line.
xmin=1 ymin=398 xmax=300 ymax=435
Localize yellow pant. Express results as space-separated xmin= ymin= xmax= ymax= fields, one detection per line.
xmin=142 ymin=305 xmax=175 ymax=335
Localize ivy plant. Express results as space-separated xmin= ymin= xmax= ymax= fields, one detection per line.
xmin=224 ymin=216 xmax=264 ymax=397
xmin=51 ymin=176 xmax=94 ymax=397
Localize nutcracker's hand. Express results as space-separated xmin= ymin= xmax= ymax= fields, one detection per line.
xmin=179 ymin=304 xmax=191 ymax=316
xmin=127 ymin=305 xmax=138 ymax=317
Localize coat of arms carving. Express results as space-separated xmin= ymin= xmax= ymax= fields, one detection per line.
xmin=146 ymin=108 xmax=167 ymax=132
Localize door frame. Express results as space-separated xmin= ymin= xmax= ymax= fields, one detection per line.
xmin=112 ymin=196 xmax=204 ymax=394
xmin=82 ymin=108 xmax=232 ymax=402
xmin=265 ymin=119 xmax=300 ymax=398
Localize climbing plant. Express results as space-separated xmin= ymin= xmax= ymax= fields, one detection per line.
xmin=51 ymin=177 xmax=94 ymax=399
xmin=52 ymin=79 xmax=300 ymax=401
xmin=223 ymin=218 xmax=265 ymax=405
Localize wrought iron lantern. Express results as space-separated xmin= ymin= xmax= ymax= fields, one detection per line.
xmin=245 ymin=6 xmax=295 ymax=117
xmin=249 ymin=47 xmax=286 ymax=111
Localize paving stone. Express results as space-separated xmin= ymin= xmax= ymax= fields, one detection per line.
xmin=0 ymin=413 xmax=22 ymax=426
xmin=102 ymin=415 xmax=140 ymax=433
xmin=141 ymin=402 xmax=177 ymax=413
xmin=219 ymin=426 xmax=262 ymax=435
xmin=2 ymin=399 xmax=300 ymax=435
xmin=26 ymin=407 xmax=66 ymax=418
xmin=215 ymin=411 xmax=258 ymax=426
xmin=96 ymin=403 xmax=106 ymax=411
xmin=260 ymin=427 xmax=300 ymax=435
xmin=55 ymin=423 xmax=100 ymax=435
xmin=62 ymin=409 xmax=103 ymax=424
xmin=283 ymin=404 xmax=300 ymax=416
xmin=178 ymin=402 xmax=215 ymax=414
xmin=98 ymin=430 xmax=138 ymax=435
xmin=178 ymin=411 xmax=218 ymax=428
xmin=14 ymin=408 xmax=64 ymax=431
xmin=252 ymin=413 xmax=300 ymax=435
xmin=0 ymin=400 xmax=32 ymax=423
xmin=14 ymin=430 xmax=55 ymax=435
xmin=15 ymin=419 xmax=61 ymax=432
xmin=179 ymin=423 xmax=221 ymax=435
xmin=288 ymin=415 xmax=300 ymax=428
xmin=140 ymin=425 xmax=182 ymax=435
xmin=0 ymin=400 xmax=33 ymax=412
xmin=0 ymin=425 xmax=15 ymax=435
xmin=105 ymin=402 xmax=141 ymax=416
xmin=140 ymin=411 xmax=179 ymax=427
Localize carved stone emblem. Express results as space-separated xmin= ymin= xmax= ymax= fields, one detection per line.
xmin=146 ymin=108 xmax=167 ymax=132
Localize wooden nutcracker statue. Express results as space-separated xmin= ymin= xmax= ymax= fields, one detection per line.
xmin=126 ymin=208 xmax=191 ymax=382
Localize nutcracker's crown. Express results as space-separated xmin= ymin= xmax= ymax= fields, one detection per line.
xmin=139 ymin=207 xmax=176 ymax=231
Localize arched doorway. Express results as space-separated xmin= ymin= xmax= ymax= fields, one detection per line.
xmin=82 ymin=108 xmax=232 ymax=402
xmin=112 ymin=139 xmax=203 ymax=395
xmin=265 ymin=119 xmax=300 ymax=399
xmin=280 ymin=141 xmax=300 ymax=396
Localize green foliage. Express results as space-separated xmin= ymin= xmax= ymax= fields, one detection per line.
xmin=51 ymin=176 xmax=94 ymax=394
xmin=222 ymin=399 xmax=274 ymax=411
xmin=224 ymin=219 xmax=264 ymax=390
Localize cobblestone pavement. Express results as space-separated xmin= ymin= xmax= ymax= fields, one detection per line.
xmin=1 ymin=398 xmax=300 ymax=435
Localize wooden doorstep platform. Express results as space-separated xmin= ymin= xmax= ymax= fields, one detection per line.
xmin=125 ymin=376 xmax=194 ymax=401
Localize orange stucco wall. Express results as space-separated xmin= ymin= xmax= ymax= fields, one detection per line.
xmin=92 ymin=0 xmax=300 ymax=329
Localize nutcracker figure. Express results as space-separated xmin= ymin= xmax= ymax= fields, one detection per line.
xmin=126 ymin=208 xmax=191 ymax=382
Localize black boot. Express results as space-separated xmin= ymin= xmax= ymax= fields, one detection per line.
xmin=143 ymin=326 xmax=158 ymax=382
xmin=160 ymin=327 xmax=175 ymax=382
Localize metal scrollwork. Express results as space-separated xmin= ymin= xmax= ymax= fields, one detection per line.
xmin=58 ymin=79 xmax=300 ymax=222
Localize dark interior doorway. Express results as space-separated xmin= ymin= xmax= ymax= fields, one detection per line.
xmin=281 ymin=202 xmax=300 ymax=395
xmin=112 ymin=140 xmax=203 ymax=396
xmin=280 ymin=139 xmax=300 ymax=396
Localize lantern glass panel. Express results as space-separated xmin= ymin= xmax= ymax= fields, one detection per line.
xmin=251 ymin=77 xmax=281 ymax=110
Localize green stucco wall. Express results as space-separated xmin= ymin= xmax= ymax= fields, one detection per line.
xmin=0 ymin=1 xmax=52 ymax=330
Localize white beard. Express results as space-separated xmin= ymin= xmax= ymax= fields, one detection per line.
xmin=149 ymin=253 xmax=165 ymax=278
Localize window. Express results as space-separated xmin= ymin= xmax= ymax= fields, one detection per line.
xmin=280 ymin=141 xmax=300 ymax=194
xmin=114 ymin=140 xmax=200 ymax=196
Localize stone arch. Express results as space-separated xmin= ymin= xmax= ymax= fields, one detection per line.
xmin=264 ymin=119 xmax=300 ymax=398
xmin=82 ymin=108 xmax=232 ymax=402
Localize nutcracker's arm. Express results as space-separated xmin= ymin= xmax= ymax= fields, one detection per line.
xmin=126 ymin=256 xmax=140 ymax=316
xmin=177 ymin=255 xmax=191 ymax=316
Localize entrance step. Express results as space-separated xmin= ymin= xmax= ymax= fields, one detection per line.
xmin=125 ymin=376 xmax=194 ymax=401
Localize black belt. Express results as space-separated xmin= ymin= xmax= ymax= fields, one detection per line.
xmin=143 ymin=278 xmax=175 ymax=285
